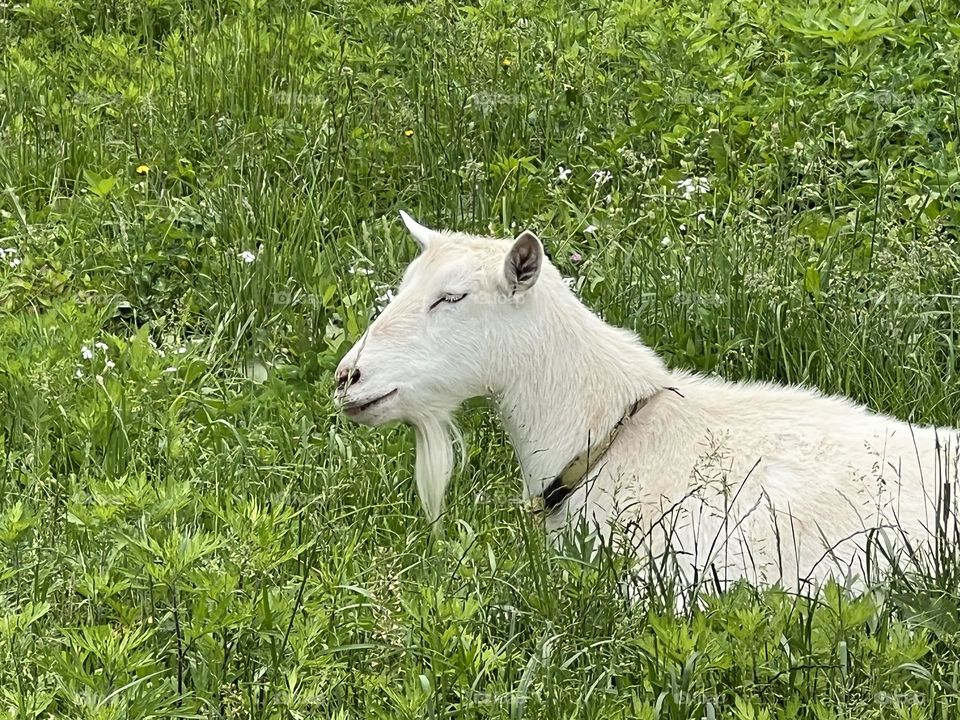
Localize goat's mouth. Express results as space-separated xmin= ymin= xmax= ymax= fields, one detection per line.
xmin=342 ymin=388 xmax=399 ymax=415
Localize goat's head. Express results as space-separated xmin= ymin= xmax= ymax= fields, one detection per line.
xmin=334 ymin=212 xmax=550 ymax=520
xmin=335 ymin=212 xmax=548 ymax=426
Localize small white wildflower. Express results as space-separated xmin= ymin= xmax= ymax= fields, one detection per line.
xmin=75 ymin=368 xmax=83 ymax=379
xmin=348 ymin=263 xmax=374 ymax=276
xmin=584 ymin=224 xmax=597 ymax=235
xmin=557 ymin=165 xmax=572 ymax=182
xmin=592 ymin=169 xmax=613 ymax=187
xmin=676 ymin=176 xmax=710 ymax=199
xmin=375 ymin=288 xmax=396 ymax=310
xmin=603 ymin=194 xmax=612 ymax=206
xmin=95 ymin=341 xmax=108 ymax=351
xmin=0 ymin=247 xmax=15 ymax=259
xmin=238 ymin=250 xmax=256 ymax=263
xmin=105 ymin=360 xmax=115 ymax=369
xmin=81 ymin=346 xmax=93 ymax=360
xmin=661 ymin=236 xmax=671 ymax=247
xmin=697 ymin=212 xmax=706 ymax=222
xmin=164 ymin=366 xmax=177 ymax=373
xmin=8 ymin=257 xmax=20 ymax=268
xmin=679 ymin=224 xmax=687 ymax=233
xmin=176 ymin=346 xmax=187 ymax=355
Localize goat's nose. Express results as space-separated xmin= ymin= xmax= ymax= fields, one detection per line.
xmin=336 ymin=367 xmax=362 ymax=389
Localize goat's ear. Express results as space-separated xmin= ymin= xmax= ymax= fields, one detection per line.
xmin=503 ymin=230 xmax=543 ymax=295
xmin=399 ymin=210 xmax=434 ymax=251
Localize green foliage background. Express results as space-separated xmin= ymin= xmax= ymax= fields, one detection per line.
xmin=1 ymin=0 xmax=959 ymax=717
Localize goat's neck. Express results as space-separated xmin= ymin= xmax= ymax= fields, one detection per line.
xmin=489 ymin=289 xmax=671 ymax=499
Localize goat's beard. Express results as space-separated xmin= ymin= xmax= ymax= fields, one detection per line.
xmin=413 ymin=414 xmax=464 ymax=523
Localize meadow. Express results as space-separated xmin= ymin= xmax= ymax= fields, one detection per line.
xmin=1 ymin=0 xmax=960 ymax=717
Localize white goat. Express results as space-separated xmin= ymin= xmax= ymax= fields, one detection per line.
xmin=335 ymin=213 xmax=959 ymax=595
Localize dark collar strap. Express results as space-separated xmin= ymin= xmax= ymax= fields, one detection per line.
xmin=528 ymin=389 xmax=677 ymax=516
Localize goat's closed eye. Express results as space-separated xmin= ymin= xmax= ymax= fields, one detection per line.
xmin=429 ymin=293 xmax=468 ymax=310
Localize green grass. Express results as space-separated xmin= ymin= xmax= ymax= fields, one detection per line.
xmin=2 ymin=0 xmax=960 ymax=717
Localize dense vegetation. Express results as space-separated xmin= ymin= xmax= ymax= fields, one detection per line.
xmin=1 ymin=0 xmax=959 ymax=717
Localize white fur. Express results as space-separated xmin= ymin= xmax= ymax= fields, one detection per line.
xmin=336 ymin=215 xmax=960 ymax=594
